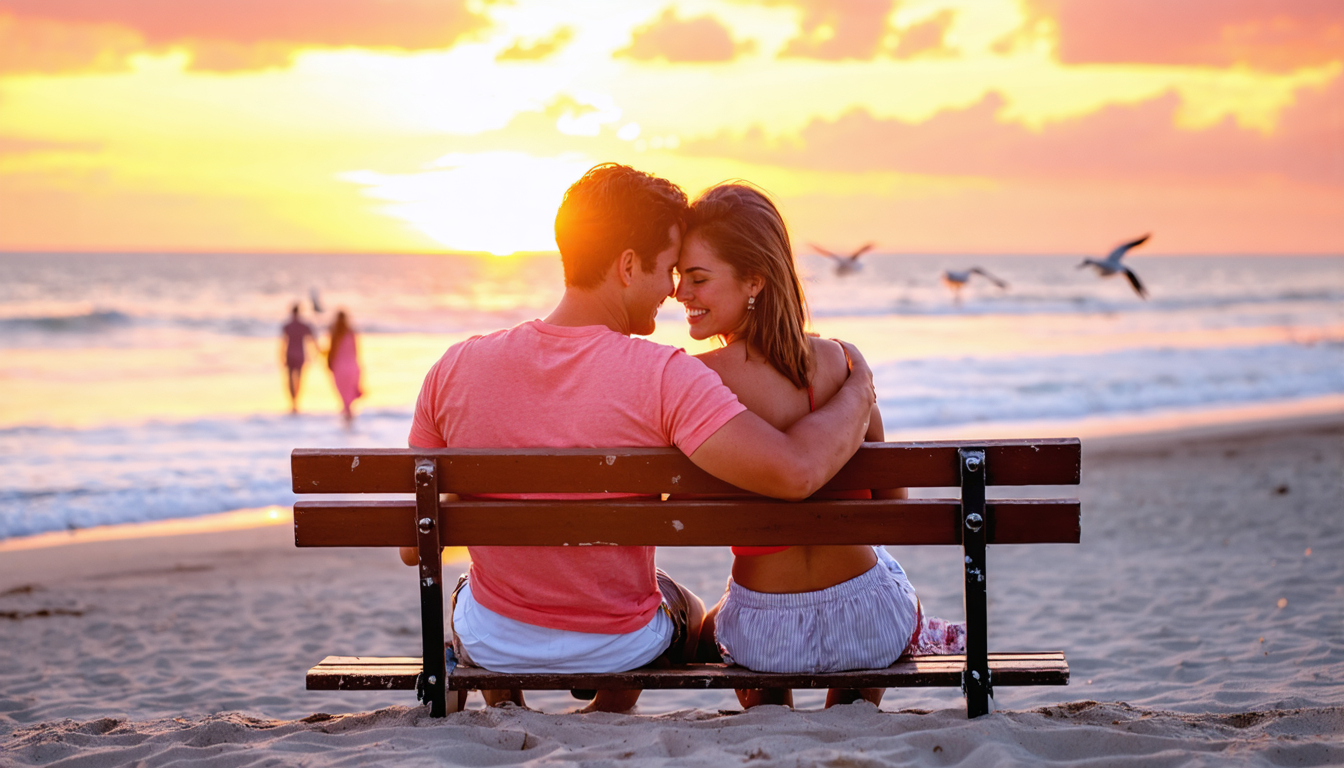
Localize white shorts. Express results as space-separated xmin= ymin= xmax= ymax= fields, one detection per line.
xmin=714 ymin=547 xmax=919 ymax=674
xmin=450 ymin=576 xmax=677 ymax=674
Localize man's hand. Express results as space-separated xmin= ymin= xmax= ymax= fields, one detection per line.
xmin=835 ymin=340 xmax=875 ymax=404
xmin=688 ymin=338 xmax=874 ymax=500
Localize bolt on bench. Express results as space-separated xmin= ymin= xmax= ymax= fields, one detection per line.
xmin=292 ymin=439 xmax=1080 ymax=718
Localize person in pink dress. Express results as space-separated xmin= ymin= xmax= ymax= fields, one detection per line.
xmin=326 ymin=310 xmax=363 ymax=424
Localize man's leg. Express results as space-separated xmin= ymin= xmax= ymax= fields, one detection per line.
xmin=448 ymin=574 xmax=524 ymax=709
xmin=654 ymin=570 xmax=706 ymax=665
xmin=483 ymin=689 xmax=525 ymax=707
xmin=580 ymin=571 xmax=706 ymax=713
xmin=581 ymin=688 xmax=640 ymax=713
xmin=287 ymin=366 xmax=302 ymax=412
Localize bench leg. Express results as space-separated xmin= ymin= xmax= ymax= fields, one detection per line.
xmin=415 ymin=457 xmax=448 ymax=717
xmin=960 ymin=448 xmax=991 ymax=718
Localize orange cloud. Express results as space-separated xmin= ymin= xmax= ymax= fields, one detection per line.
xmin=0 ymin=0 xmax=485 ymax=72
xmin=0 ymin=13 xmax=142 ymax=73
xmin=682 ymin=74 xmax=1342 ymax=187
xmin=617 ymin=9 xmax=752 ymax=63
xmin=1022 ymin=0 xmax=1344 ymax=72
xmin=0 ymin=135 xmax=99 ymax=155
xmin=777 ymin=0 xmax=895 ymax=60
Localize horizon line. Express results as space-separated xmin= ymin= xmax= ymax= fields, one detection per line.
xmin=2 ymin=249 xmax=1340 ymax=259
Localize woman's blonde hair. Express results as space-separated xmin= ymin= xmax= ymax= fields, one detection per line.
xmin=687 ymin=183 xmax=813 ymax=389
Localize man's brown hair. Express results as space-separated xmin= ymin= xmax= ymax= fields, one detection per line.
xmin=554 ymin=163 xmax=688 ymax=289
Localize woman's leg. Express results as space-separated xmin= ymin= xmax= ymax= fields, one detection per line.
xmin=737 ymin=688 xmax=793 ymax=708
xmin=696 ymin=589 xmax=728 ymax=662
xmin=825 ymin=688 xmax=884 ymax=708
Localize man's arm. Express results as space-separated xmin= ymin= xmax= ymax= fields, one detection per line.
xmin=687 ymin=341 xmax=874 ymax=501
xmin=865 ymin=402 xmax=907 ymax=500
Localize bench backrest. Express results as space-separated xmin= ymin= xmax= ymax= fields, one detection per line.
xmin=291 ymin=439 xmax=1081 ymax=548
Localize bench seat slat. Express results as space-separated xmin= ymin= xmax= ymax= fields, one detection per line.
xmin=306 ymin=656 xmax=422 ymax=691
xmin=294 ymin=498 xmax=1080 ymax=548
xmin=306 ymin=653 xmax=1068 ymax=692
xmin=292 ymin=440 xmax=1080 ymax=495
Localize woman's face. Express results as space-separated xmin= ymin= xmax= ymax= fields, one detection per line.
xmin=675 ymin=233 xmax=760 ymax=342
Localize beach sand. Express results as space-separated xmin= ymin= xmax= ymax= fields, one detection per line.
xmin=1 ymin=417 xmax=1341 ymax=766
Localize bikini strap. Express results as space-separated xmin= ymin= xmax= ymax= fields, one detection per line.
xmin=807 ymin=384 xmax=815 ymax=412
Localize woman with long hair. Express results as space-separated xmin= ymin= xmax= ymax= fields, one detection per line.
xmin=327 ymin=310 xmax=363 ymax=424
xmin=676 ymin=183 xmax=964 ymax=709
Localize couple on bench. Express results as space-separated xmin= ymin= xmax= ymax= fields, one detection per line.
xmin=399 ymin=164 xmax=964 ymax=713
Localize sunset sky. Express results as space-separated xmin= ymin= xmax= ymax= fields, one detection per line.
xmin=0 ymin=0 xmax=1339 ymax=256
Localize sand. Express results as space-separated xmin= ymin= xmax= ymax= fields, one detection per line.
xmin=1 ymin=417 xmax=1341 ymax=766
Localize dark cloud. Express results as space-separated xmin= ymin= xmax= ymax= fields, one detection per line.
xmin=1019 ymin=0 xmax=1344 ymax=72
xmin=617 ymin=8 xmax=752 ymax=63
xmin=0 ymin=0 xmax=487 ymax=72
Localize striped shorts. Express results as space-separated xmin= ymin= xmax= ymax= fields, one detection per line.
xmin=714 ymin=547 xmax=919 ymax=674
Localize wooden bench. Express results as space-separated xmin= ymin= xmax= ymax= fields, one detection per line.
xmin=291 ymin=439 xmax=1080 ymax=718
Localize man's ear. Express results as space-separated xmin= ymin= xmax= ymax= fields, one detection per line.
xmin=615 ymin=249 xmax=639 ymax=287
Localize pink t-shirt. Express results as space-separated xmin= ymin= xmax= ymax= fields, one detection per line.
xmin=409 ymin=320 xmax=746 ymax=634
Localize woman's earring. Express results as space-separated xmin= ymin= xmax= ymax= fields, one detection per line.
xmin=747 ymin=295 xmax=756 ymax=311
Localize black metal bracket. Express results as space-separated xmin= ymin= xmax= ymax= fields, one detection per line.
xmin=959 ymin=447 xmax=992 ymax=717
xmin=415 ymin=457 xmax=448 ymax=717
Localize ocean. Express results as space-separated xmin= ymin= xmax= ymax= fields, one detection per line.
xmin=2 ymin=251 xmax=1341 ymax=541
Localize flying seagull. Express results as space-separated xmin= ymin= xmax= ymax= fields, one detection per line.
xmin=941 ymin=267 xmax=1009 ymax=305
xmin=1079 ymin=234 xmax=1150 ymax=299
xmin=810 ymin=243 xmax=874 ymax=277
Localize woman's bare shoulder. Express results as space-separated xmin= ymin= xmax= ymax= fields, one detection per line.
xmin=693 ymin=344 xmax=741 ymax=377
xmin=808 ymin=337 xmax=852 ymax=393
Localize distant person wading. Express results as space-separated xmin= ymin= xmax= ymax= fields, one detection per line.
xmin=281 ymin=303 xmax=316 ymax=414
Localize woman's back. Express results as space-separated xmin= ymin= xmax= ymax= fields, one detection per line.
xmin=697 ymin=336 xmax=878 ymax=593
xmin=699 ymin=337 xmax=846 ymax=431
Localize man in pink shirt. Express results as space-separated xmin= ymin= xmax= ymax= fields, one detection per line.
xmin=404 ymin=163 xmax=875 ymax=712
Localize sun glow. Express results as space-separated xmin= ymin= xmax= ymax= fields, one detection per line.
xmin=341 ymin=151 xmax=597 ymax=256
xmin=0 ymin=0 xmax=1338 ymax=254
